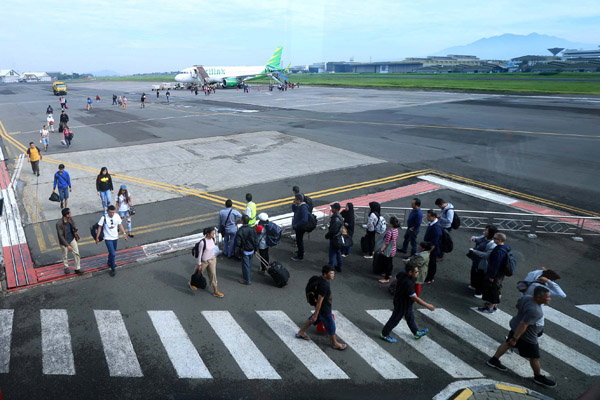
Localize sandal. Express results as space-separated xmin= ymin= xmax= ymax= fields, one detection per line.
xmin=378 ymin=279 xmax=390 ymax=284
xmin=332 ymin=344 xmax=348 ymax=351
xmin=295 ymin=333 xmax=310 ymax=341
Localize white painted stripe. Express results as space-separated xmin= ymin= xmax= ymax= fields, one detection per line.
xmin=203 ymin=311 xmax=280 ymax=379
xmin=147 ymin=311 xmax=212 ymax=379
xmin=40 ymin=309 xmax=75 ymax=375
xmin=418 ymin=175 xmax=518 ymax=205
xmin=577 ymin=305 xmax=600 ymax=319
xmin=0 ymin=309 xmax=14 ymax=373
xmin=256 ymin=311 xmax=348 ymax=379
xmin=544 ymin=307 xmax=600 ymax=348
xmin=366 ymin=309 xmax=483 ymax=378
xmin=418 ymin=308 xmax=546 ymax=377
xmin=472 ymin=307 xmax=600 ymax=376
xmin=332 ymin=310 xmax=416 ymax=379
xmin=94 ymin=310 xmax=143 ymax=377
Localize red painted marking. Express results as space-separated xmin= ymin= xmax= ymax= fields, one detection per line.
xmin=315 ymin=181 xmax=440 ymax=211
xmin=511 ymin=201 xmax=600 ymax=232
xmin=19 ymin=243 xmax=38 ymax=285
xmin=2 ymin=243 xmax=37 ymax=288
xmin=0 ymin=162 xmax=10 ymax=190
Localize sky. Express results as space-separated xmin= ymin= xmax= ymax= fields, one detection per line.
xmin=1 ymin=0 xmax=599 ymax=75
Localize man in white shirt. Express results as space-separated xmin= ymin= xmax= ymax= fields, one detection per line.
xmin=95 ymin=205 xmax=128 ymax=276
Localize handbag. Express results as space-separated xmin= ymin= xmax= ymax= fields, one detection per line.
xmin=219 ymin=208 xmax=233 ymax=234
xmin=49 ymin=192 xmax=60 ymax=202
xmin=129 ymin=206 xmax=136 ymax=215
xmin=375 ymin=234 xmax=394 ymax=257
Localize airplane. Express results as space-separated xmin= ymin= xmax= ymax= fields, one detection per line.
xmin=174 ymin=46 xmax=290 ymax=88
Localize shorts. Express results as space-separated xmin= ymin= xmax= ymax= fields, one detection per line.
xmin=118 ymin=210 xmax=130 ymax=218
xmin=42 ymin=137 xmax=49 ymax=146
xmin=58 ymin=187 xmax=69 ymax=200
xmin=311 ymin=313 xmax=336 ymax=336
xmin=507 ymin=330 xmax=540 ymax=359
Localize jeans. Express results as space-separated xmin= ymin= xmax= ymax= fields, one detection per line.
xmin=328 ymin=241 xmax=342 ymax=270
xmin=295 ymin=229 xmax=305 ymax=259
xmin=241 ymin=253 xmax=253 ymax=283
xmin=100 ymin=190 xmax=111 ymax=209
xmin=382 ymin=305 xmax=418 ymax=336
xmin=223 ymin=231 xmax=236 ymax=257
xmin=400 ymin=229 xmax=418 ymax=255
xmin=105 ymin=239 xmax=118 ymax=270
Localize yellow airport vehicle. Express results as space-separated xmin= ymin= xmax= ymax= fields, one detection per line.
xmin=52 ymin=81 xmax=67 ymax=95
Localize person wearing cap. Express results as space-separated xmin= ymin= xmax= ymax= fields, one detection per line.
xmin=56 ymin=208 xmax=83 ymax=275
xmin=116 ymin=184 xmax=134 ymax=238
xmin=256 ymin=213 xmax=270 ymax=275
xmin=325 ymin=203 xmax=344 ymax=272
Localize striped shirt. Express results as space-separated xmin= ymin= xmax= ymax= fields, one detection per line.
xmin=384 ymin=228 xmax=399 ymax=257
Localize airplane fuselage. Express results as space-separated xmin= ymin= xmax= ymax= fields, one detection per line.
xmin=175 ymin=65 xmax=266 ymax=85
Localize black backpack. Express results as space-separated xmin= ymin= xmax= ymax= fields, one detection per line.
xmin=440 ymin=228 xmax=454 ymax=253
xmin=192 ymin=239 xmax=207 ymax=258
xmin=90 ymin=216 xmax=106 ymax=242
xmin=304 ymin=213 xmax=318 ymax=233
xmin=304 ymin=195 xmax=314 ymax=213
xmin=499 ymin=247 xmax=517 ymax=277
xmin=451 ymin=212 xmax=461 ymax=230
xmin=305 ymin=276 xmax=321 ymax=306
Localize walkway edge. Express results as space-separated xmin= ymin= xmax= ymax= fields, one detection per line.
xmin=433 ymin=379 xmax=554 ymax=400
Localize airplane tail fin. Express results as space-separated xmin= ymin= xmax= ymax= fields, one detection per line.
xmin=266 ymin=46 xmax=283 ymax=70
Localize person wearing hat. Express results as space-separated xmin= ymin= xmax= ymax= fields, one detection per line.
xmin=116 ymin=184 xmax=134 ymax=238
xmin=256 ymin=213 xmax=270 ymax=275
xmin=325 ymin=203 xmax=344 ymax=272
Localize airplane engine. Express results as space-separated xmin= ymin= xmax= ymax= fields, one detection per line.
xmin=222 ymin=78 xmax=239 ymax=88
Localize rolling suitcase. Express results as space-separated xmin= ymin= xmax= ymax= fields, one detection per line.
xmin=268 ymin=261 xmax=290 ymax=288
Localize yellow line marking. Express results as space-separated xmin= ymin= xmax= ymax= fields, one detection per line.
xmin=20 ymin=173 xmax=49 ymax=251
xmin=431 ymin=170 xmax=600 ymax=217
xmin=7 ymin=131 xmax=20 ymax=135
xmin=453 ymin=388 xmax=473 ymax=400
xmin=495 ymin=384 xmax=527 ymax=394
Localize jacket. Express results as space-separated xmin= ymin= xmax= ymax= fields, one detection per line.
xmin=486 ymin=244 xmax=511 ymax=279
xmin=423 ymin=220 xmax=442 ymax=256
xmin=96 ymin=174 xmax=113 ymax=192
xmin=439 ymin=203 xmax=454 ymax=229
xmin=340 ymin=208 xmax=355 ymax=236
xmin=292 ymin=203 xmax=309 ymax=230
xmin=53 ymin=170 xmax=71 ymax=189
xmin=325 ymin=213 xmax=343 ymax=241
xmin=234 ymin=225 xmax=259 ymax=255
xmin=406 ymin=208 xmax=423 ymax=233
xmin=471 ymin=236 xmax=496 ymax=273
xmin=60 ymin=113 xmax=69 ymax=124
xmin=56 ymin=217 xmax=79 ymax=247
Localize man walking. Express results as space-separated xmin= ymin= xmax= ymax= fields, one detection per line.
xmin=435 ymin=198 xmax=454 ymax=261
xmin=218 ymin=199 xmax=242 ymax=258
xmin=95 ymin=205 xmax=128 ymax=277
xmin=245 ymin=193 xmax=257 ymax=227
xmin=53 ymin=164 xmax=72 ymax=209
xmin=380 ymin=263 xmax=435 ymax=343
xmin=398 ymin=198 xmax=422 ymax=256
xmin=26 ymin=142 xmax=42 ymax=176
xmin=296 ymin=266 xmax=348 ymax=351
xmin=140 ymin=93 xmax=146 ymax=108
xmin=112 ymin=94 xmax=117 ymax=105
xmin=60 ymin=110 xmax=69 ymax=126
xmin=325 ymin=203 xmax=343 ymax=272
xmin=291 ymin=194 xmax=309 ymax=261
xmin=56 ymin=208 xmax=83 ymax=275
xmin=234 ymin=215 xmax=258 ymax=285
xmin=478 ymin=233 xmax=511 ymax=313
xmin=166 ymin=90 xmax=171 ymax=103
xmin=487 ymin=286 xmax=555 ymax=387
xmin=423 ymin=210 xmax=442 ymax=284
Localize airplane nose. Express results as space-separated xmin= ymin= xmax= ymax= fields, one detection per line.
xmin=175 ymin=74 xmax=183 ymax=82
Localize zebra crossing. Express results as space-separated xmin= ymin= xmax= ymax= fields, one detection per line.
xmin=0 ymin=305 xmax=598 ymax=380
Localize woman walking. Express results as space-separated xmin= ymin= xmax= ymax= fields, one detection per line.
xmin=378 ymin=216 xmax=400 ymax=284
xmin=190 ymin=227 xmax=224 ymax=298
xmin=116 ymin=184 xmax=134 ymax=238
xmin=122 ymin=96 xmax=128 ymax=110
xmin=340 ymin=202 xmax=355 ymax=257
xmin=364 ymin=201 xmax=381 ymax=258
xmin=96 ymin=167 xmax=114 ymax=212
xmin=468 ymin=225 xmax=498 ymax=298
xmin=62 ymin=124 xmax=73 ymax=148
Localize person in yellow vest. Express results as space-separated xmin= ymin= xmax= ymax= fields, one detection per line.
xmin=26 ymin=142 xmax=42 ymax=176
xmin=245 ymin=193 xmax=257 ymax=227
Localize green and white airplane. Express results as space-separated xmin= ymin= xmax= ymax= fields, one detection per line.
xmin=175 ymin=46 xmax=289 ymax=88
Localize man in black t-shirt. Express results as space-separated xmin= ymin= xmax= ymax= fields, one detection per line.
xmin=296 ymin=265 xmax=348 ymax=351
xmin=380 ymin=263 xmax=435 ymax=343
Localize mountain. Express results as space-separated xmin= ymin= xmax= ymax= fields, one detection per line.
xmin=433 ymin=33 xmax=597 ymax=60
xmin=87 ymin=69 xmax=120 ymax=77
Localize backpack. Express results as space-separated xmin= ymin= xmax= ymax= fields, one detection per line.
xmin=374 ymin=215 xmax=387 ymax=234
xmin=192 ymin=238 xmax=215 ymax=258
xmin=516 ymin=280 xmax=534 ymax=293
xmin=265 ymin=221 xmax=282 ymax=247
xmin=451 ymin=212 xmax=461 ymax=230
xmin=303 ymin=195 xmax=314 ymax=213
xmin=498 ymin=247 xmax=517 ymax=277
xmin=304 ymin=213 xmax=318 ymax=233
xmin=440 ymin=228 xmax=454 ymax=253
xmin=305 ymin=276 xmax=321 ymax=306
xmin=90 ymin=216 xmax=106 ymax=242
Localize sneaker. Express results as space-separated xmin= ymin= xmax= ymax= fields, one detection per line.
xmin=534 ymin=375 xmax=556 ymax=387
xmin=291 ymin=256 xmax=303 ymax=261
xmin=238 ymin=279 xmax=251 ymax=285
xmin=127 ymin=233 xmax=134 ymax=238
xmin=467 ymin=285 xmax=475 ymax=291
xmin=341 ymin=254 xmax=348 ymax=258
xmin=109 ymin=269 xmax=116 ymax=277
xmin=379 ymin=334 xmax=397 ymax=343
xmin=75 ymin=269 xmax=84 ymax=275
xmin=188 ymin=281 xmax=197 ymax=291
xmin=64 ymin=267 xmax=71 ymax=275
xmin=487 ymin=357 xmax=508 ymax=372
xmin=477 ymin=306 xmax=495 ymax=314
xmin=363 ymin=255 xmax=373 ymax=259
xmin=213 ymin=291 xmax=224 ymax=298
xmin=334 ymin=266 xmax=342 ymax=273
xmin=474 ymin=294 xmax=483 ymax=299
xmin=414 ymin=329 xmax=429 ymax=340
